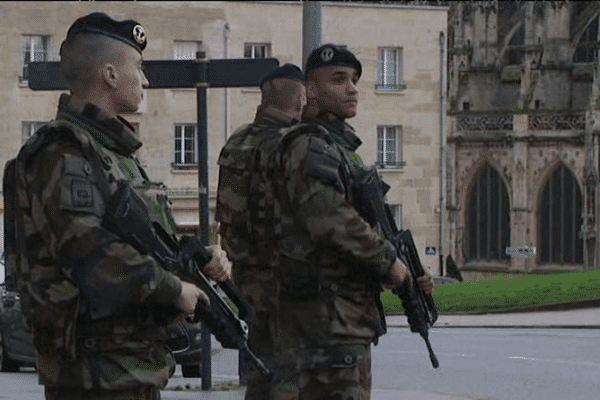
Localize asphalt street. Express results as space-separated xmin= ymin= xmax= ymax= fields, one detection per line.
xmin=1 ymin=308 xmax=599 ymax=400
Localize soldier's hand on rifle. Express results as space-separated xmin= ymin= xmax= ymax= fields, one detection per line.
xmin=175 ymin=281 xmax=210 ymax=319
xmin=417 ymin=268 xmax=434 ymax=295
xmin=382 ymin=258 xmax=412 ymax=290
xmin=383 ymin=260 xmax=435 ymax=295
xmin=203 ymin=245 xmax=232 ymax=282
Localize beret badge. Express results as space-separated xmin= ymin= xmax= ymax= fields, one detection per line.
xmin=321 ymin=47 xmax=334 ymax=62
xmin=132 ymin=24 xmax=146 ymax=45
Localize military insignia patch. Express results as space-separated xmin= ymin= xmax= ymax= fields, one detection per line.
xmin=71 ymin=179 xmax=94 ymax=207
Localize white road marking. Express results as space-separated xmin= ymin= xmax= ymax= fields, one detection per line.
xmin=507 ymin=356 xmax=600 ymax=368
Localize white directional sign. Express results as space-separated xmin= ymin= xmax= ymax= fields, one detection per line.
xmin=505 ymin=246 xmax=536 ymax=258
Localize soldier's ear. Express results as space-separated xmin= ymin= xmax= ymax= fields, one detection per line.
xmin=306 ymin=80 xmax=318 ymax=102
xmin=102 ymin=63 xmax=119 ymax=89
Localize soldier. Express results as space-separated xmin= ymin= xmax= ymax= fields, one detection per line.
xmin=215 ymin=63 xmax=307 ymax=399
xmin=262 ymin=44 xmax=435 ymax=399
xmin=7 ymin=12 xmax=231 ymax=400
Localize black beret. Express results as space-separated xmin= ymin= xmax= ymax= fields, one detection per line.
xmin=304 ymin=44 xmax=362 ymax=79
xmin=65 ymin=12 xmax=147 ymax=53
xmin=259 ymin=63 xmax=305 ymax=88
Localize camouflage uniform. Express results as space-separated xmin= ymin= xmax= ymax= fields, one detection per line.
xmin=267 ymin=108 xmax=397 ymax=400
xmin=216 ymin=108 xmax=303 ymax=399
xmin=217 ymin=104 xmax=396 ymax=399
xmin=7 ymin=93 xmax=182 ymax=396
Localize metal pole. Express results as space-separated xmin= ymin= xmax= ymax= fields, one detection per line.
xmin=224 ymin=22 xmax=230 ymax=141
xmin=196 ymin=50 xmax=212 ymax=391
xmin=439 ymin=31 xmax=446 ymax=277
xmin=302 ymin=0 xmax=322 ymax=68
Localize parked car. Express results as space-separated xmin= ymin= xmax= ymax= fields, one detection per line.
xmin=0 ymin=286 xmax=35 ymax=371
xmin=0 ymin=285 xmax=204 ymax=377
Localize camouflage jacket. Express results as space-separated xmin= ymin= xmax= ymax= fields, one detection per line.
xmin=215 ymin=108 xmax=302 ymax=358
xmin=272 ymin=109 xmax=397 ymax=352
xmin=9 ymin=94 xmax=181 ymax=390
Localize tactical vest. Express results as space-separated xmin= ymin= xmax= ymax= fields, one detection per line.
xmin=4 ymin=119 xmax=177 ymax=358
xmin=216 ymin=122 xmax=329 ymax=268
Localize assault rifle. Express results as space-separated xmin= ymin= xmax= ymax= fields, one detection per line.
xmin=353 ymin=168 xmax=440 ymax=368
xmin=102 ymin=180 xmax=269 ymax=375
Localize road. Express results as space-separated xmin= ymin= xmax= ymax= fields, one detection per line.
xmin=1 ymin=327 xmax=599 ymax=400
xmin=372 ymin=327 xmax=600 ymax=399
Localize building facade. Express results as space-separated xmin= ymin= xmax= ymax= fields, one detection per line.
xmin=446 ymin=1 xmax=600 ymax=279
xmin=0 ymin=1 xmax=448 ymax=279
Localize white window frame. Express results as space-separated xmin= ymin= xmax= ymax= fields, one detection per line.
xmin=244 ymin=43 xmax=271 ymax=59
xmin=376 ymin=47 xmax=405 ymax=90
xmin=174 ymin=124 xmax=198 ymax=167
xmin=377 ymin=126 xmax=404 ymax=169
xmin=174 ymin=40 xmax=202 ymax=60
xmin=20 ymin=35 xmax=50 ymax=83
xmin=21 ymin=121 xmax=46 ymax=144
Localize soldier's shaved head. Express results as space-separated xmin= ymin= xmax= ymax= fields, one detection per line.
xmin=259 ymin=77 xmax=306 ymax=121
xmin=60 ymin=33 xmax=126 ymax=90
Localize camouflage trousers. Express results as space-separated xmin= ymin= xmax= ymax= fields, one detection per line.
xmin=245 ymin=343 xmax=372 ymax=400
xmin=44 ymin=385 xmax=160 ymax=400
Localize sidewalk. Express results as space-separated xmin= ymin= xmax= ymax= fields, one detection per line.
xmin=388 ymin=306 xmax=600 ymax=329
xmin=161 ymin=306 xmax=600 ymax=400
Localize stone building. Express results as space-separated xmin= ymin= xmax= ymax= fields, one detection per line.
xmin=0 ymin=1 xmax=449 ymax=280
xmin=446 ymin=1 xmax=600 ymax=279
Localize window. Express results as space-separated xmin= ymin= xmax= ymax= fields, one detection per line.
xmin=174 ymin=40 xmax=202 ymax=60
xmin=20 ymin=35 xmax=50 ymax=83
xmin=174 ymin=124 xmax=198 ymax=167
xmin=539 ymin=164 xmax=584 ymax=265
xmin=389 ymin=204 xmax=403 ymax=231
xmin=377 ymin=126 xmax=404 ymax=168
xmin=573 ymin=17 xmax=598 ymax=63
xmin=467 ymin=166 xmax=510 ymax=262
xmin=506 ymin=25 xmax=524 ymax=65
xmin=244 ymin=43 xmax=271 ymax=59
xmin=21 ymin=121 xmax=46 ymax=143
xmin=376 ymin=47 xmax=404 ymax=90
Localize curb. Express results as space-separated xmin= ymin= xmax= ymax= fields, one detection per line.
xmin=386 ymin=324 xmax=600 ymax=330
xmin=447 ymin=297 xmax=600 ymax=315
xmin=386 ymin=299 xmax=600 ymax=329
xmin=389 ymin=298 xmax=600 ymax=317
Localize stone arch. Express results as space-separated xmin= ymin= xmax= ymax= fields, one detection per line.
xmin=463 ymin=161 xmax=511 ymax=263
xmin=498 ymin=22 xmax=525 ymax=66
xmin=534 ymin=160 xmax=584 ymax=266
xmin=572 ymin=15 xmax=599 ymax=63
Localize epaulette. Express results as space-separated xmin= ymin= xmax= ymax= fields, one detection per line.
xmin=16 ymin=119 xmax=112 ymax=202
xmin=17 ymin=120 xmax=98 ymax=167
xmin=279 ymin=122 xmax=332 ymax=154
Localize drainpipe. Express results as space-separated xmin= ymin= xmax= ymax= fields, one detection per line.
xmin=439 ymin=31 xmax=446 ymax=277
xmin=224 ymin=21 xmax=230 ymax=141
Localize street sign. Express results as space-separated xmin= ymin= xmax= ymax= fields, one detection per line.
xmin=425 ymin=246 xmax=437 ymax=256
xmin=505 ymin=246 xmax=536 ymax=258
xmin=27 ymin=58 xmax=280 ymax=90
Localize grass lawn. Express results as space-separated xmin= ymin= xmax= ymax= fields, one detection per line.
xmin=381 ymin=270 xmax=600 ymax=314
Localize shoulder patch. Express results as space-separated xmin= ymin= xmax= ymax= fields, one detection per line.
xmin=60 ymin=153 xmax=105 ymax=217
